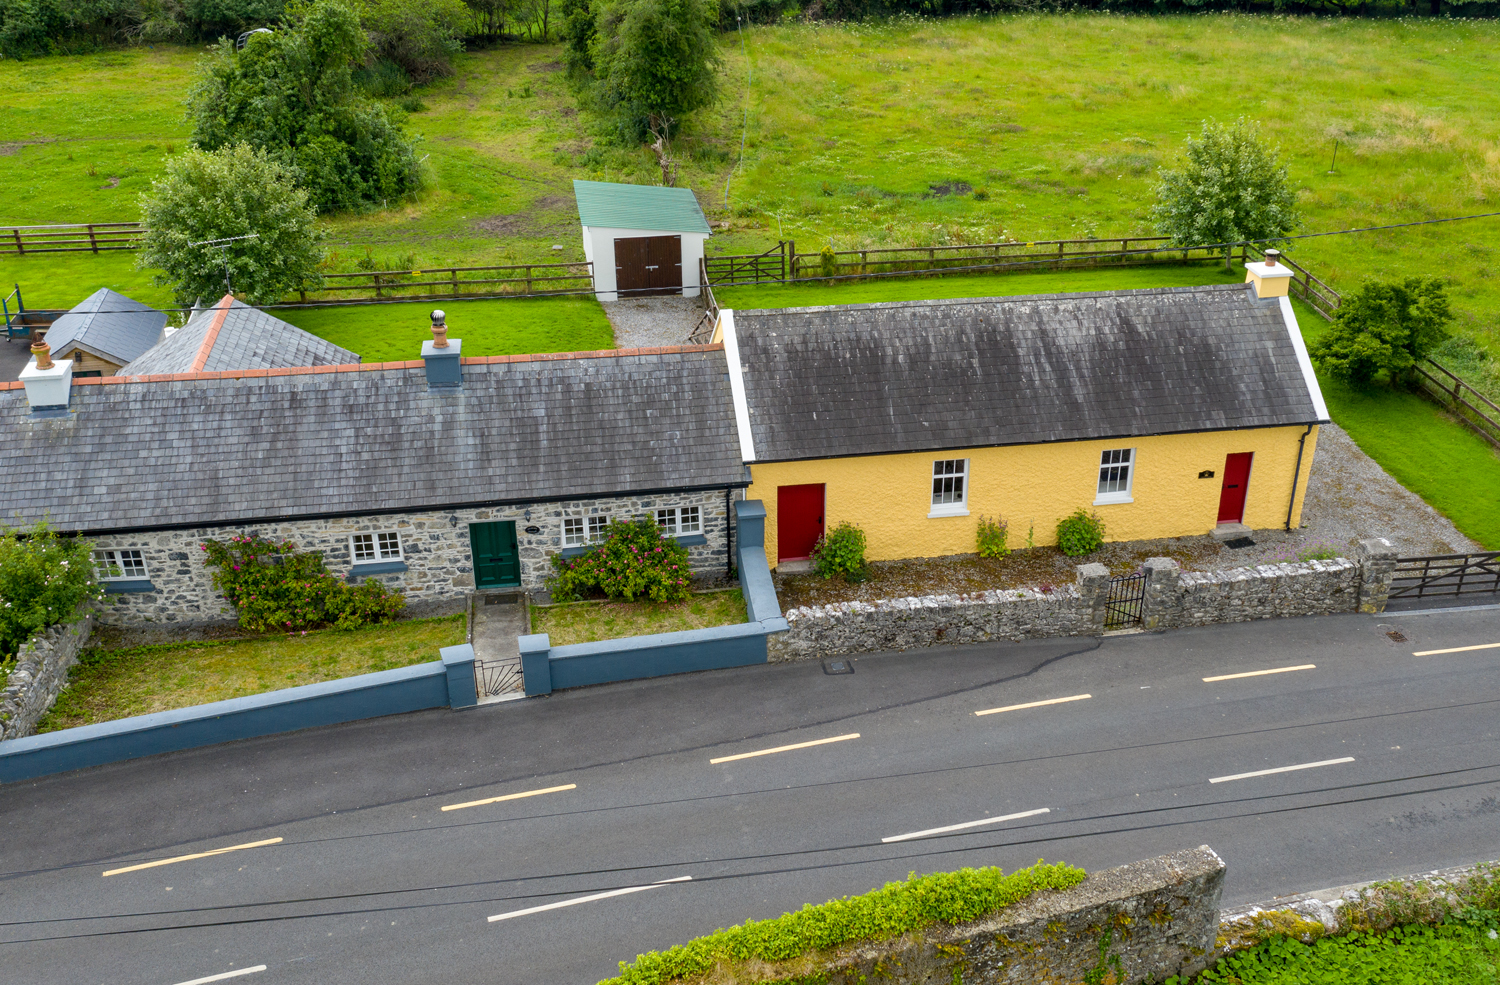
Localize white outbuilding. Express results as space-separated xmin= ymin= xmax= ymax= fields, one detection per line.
xmin=573 ymin=180 xmax=712 ymax=302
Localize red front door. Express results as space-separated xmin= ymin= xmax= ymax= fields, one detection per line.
xmin=777 ymin=484 xmax=825 ymax=561
xmin=1217 ymin=453 xmax=1254 ymax=523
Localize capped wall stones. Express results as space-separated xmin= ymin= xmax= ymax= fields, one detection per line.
xmin=1 ymin=609 xmax=94 ymax=741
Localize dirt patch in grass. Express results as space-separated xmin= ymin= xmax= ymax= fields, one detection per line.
xmin=39 ymin=615 xmax=465 ymax=731
xmin=531 ymin=590 xmax=747 ymax=645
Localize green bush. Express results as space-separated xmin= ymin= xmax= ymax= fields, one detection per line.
xmin=202 ymin=534 xmax=405 ymax=632
xmin=819 ymin=243 xmax=838 ymax=278
xmin=1055 ymin=509 xmax=1104 ymax=556
xmin=0 ymin=522 xmax=103 ymax=663
xmin=812 ymin=520 xmax=866 ymax=580
xmin=604 ymin=861 xmax=1086 ymax=985
xmin=976 ymin=514 xmax=1009 ymax=559
xmin=1310 ymin=277 xmax=1453 ymax=387
xmin=357 ymin=0 xmax=466 ymax=83
xmin=549 ymin=517 xmax=693 ymax=603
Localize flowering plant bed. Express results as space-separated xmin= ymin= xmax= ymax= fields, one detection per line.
xmin=530 ymin=590 xmax=747 ymax=646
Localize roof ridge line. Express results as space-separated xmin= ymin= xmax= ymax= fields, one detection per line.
xmin=189 ymin=295 xmax=235 ymax=373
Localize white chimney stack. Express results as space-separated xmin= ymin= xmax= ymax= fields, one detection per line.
xmin=20 ymin=341 xmax=73 ymax=412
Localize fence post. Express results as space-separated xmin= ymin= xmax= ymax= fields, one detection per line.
xmin=452 ymin=268 xmax=459 ymax=296
xmin=788 ymin=240 xmax=796 ymax=279
xmin=87 ymin=225 xmax=98 ymax=254
xmin=1075 ymin=563 xmax=1110 ymax=634
xmin=1356 ymin=538 xmax=1399 ymax=614
xmin=1141 ymin=557 xmax=1181 ymax=630
xmin=519 ymin=633 xmax=553 ymax=696
xmin=780 ymin=240 xmax=787 ymax=282
xmin=13 ymin=230 xmax=23 ymax=256
xmin=373 ymin=273 xmax=383 ymax=298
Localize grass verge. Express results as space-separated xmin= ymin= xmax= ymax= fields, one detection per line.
xmin=602 ymin=861 xmax=1086 ymax=985
xmin=38 ymin=614 xmax=464 ymax=731
xmin=530 ymin=590 xmax=747 ymax=646
xmin=1187 ymin=920 xmax=1500 ymax=985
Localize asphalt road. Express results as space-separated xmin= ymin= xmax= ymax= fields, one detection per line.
xmin=3 ymin=606 xmax=1499 ymax=985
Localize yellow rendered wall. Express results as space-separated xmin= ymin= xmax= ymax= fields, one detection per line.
xmin=748 ymin=426 xmax=1320 ymax=564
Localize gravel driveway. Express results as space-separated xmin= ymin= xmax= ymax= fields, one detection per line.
xmin=602 ymin=296 xmax=707 ymax=348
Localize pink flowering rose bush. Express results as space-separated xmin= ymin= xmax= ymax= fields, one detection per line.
xmin=202 ymin=535 xmax=404 ymax=632
xmin=549 ymin=517 xmax=693 ymax=603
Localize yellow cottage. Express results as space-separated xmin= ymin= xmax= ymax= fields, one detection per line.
xmin=715 ymin=260 xmax=1329 ymax=567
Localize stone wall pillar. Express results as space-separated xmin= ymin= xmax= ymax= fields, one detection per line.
xmin=1357 ymin=537 xmax=1400 ymax=613
xmin=1075 ymin=563 xmax=1110 ymax=634
xmin=1142 ymin=557 xmax=1182 ymax=630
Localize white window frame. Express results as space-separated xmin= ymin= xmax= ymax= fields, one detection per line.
xmin=565 ymin=514 xmax=611 ymax=547
xmin=1094 ymin=448 xmax=1136 ymax=505
xmin=93 ymin=549 xmax=148 ymax=581
xmin=928 ymin=458 xmax=970 ymax=518
xmin=350 ymin=531 xmax=403 ymax=564
xmin=587 ymin=515 xmax=610 ymax=542
xmin=657 ymin=506 xmax=703 ymax=537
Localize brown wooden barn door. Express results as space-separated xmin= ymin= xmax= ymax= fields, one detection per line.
xmin=647 ymin=235 xmax=683 ymax=295
xmin=614 ymin=237 xmax=649 ymax=297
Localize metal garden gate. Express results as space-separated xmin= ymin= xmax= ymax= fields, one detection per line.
xmin=1105 ymin=571 xmax=1148 ymax=630
xmin=1389 ymin=551 xmax=1500 ymax=602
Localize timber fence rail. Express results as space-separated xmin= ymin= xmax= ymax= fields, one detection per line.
xmin=687 ymin=257 xmax=719 ymax=344
xmin=1 ymin=222 xmax=144 ymax=255
xmin=291 ymin=261 xmax=594 ymax=303
xmin=1414 ymin=358 xmax=1500 ymax=449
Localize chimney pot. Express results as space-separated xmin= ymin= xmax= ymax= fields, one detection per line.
xmin=430 ymin=309 xmax=449 ymax=349
xmin=1264 ymin=248 xmax=1281 ymax=267
xmin=30 ymin=340 xmax=53 ymax=371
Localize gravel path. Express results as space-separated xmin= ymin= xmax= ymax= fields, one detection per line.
xmin=602 ymin=296 xmax=707 ymax=348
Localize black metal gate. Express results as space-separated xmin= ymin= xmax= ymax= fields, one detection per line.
xmin=473 ymin=656 xmax=524 ymax=699
xmin=1389 ymin=551 xmax=1500 ymax=602
xmin=1105 ymin=571 xmax=1148 ymax=630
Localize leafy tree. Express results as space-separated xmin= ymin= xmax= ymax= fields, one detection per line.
xmin=0 ymin=0 xmax=137 ymax=57
xmin=0 ymin=522 xmax=101 ymax=662
xmin=1310 ymin=278 xmax=1453 ymax=387
xmin=588 ymin=0 xmax=720 ymax=157
xmin=358 ymin=0 xmax=466 ymax=82
xmin=187 ymin=0 xmax=422 ymax=214
xmin=1151 ymin=117 xmax=1301 ymax=269
xmin=137 ymin=143 xmax=325 ymax=305
xmin=557 ymin=0 xmax=594 ymax=73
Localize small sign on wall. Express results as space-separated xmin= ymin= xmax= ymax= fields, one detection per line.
xmin=1198 ymin=470 xmax=1216 ymax=479
xmin=524 ymin=525 xmax=541 ymax=534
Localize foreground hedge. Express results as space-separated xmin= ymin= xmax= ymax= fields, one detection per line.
xmin=603 ymin=860 xmax=1087 ymax=985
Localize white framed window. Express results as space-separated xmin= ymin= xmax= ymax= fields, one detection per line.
xmin=351 ymin=531 xmax=403 ymax=564
xmin=564 ymin=515 xmax=611 ymax=547
xmin=93 ymin=549 xmax=148 ymax=581
xmin=1095 ymin=448 xmax=1135 ymax=505
xmin=929 ymin=459 xmax=969 ymax=517
xmin=657 ymin=506 xmax=703 ymax=536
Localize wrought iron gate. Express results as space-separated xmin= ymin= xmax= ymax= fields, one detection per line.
xmin=473 ymin=656 xmax=524 ymax=698
xmin=1105 ymin=571 xmax=1148 ymax=630
xmin=1389 ymin=551 xmax=1500 ymax=602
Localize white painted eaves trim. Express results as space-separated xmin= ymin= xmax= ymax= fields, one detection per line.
xmin=720 ymin=309 xmax=756 ymax=463
xmin=1280 ymin=296 xmax=1330 ymax=422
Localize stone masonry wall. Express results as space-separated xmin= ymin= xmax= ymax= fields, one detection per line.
xmin=1 ymin=609 xmax=94 ymax=741
xmin=739 ymin=846 xmax=1226 ymax=985
xmin=91 ymin=491 xmax=735 ymax=628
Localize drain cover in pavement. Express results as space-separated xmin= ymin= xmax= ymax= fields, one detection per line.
xmin=1387 ymin=630 xmax=1408 ymax=642
xmin=1224 ymin=537 xmax=1256 ymax=549
xmin=822 ymin=659 xmax=854 ymax=675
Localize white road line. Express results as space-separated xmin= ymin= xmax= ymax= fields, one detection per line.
xmin=441 ymin=783 xmax=577 ymax=812
xmin=1203 ymin=664 xmax=1316 ymax=682
xmin=170 ymin=966 xmax=266 ymax=985
xmin=1209 ymin=757 xmax=1355 ymax=784
xmin=103 ymin=839 xmax=283 ymax=877
xmin=710 ymin=733 xmax=860 ymax=765
xmin=488 ymin=876 xmax=692 ymax=923
xmin=1413 ymin=641 xmax=1500 ymax=657
xmin=974 ymin=694 xmax=1091 ymax=717
xmin=881 ymin=808 xmax=1050 ymax=844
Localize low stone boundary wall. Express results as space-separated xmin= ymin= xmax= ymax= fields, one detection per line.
xmin=0 ymin=610 xmax=94 ymax=741
xmin=0 ymin=644 xmax=477 ymax=784
xmin=796 ymin=846 xmax=1225 ymax=985
xmin=769 ymin=539 xmax=1398 ymax=661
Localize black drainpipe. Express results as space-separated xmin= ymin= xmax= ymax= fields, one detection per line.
xmin=1285 ymin=424 xmax=1314 ymax=532
xmin=724 ymin=487 xmax=734 ymax=579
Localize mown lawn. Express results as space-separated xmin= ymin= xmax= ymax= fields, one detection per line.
xmin=531 ymin=590 xmax=747 ymax=646
xmin=38 ymin=614 xmax=465 ymax=731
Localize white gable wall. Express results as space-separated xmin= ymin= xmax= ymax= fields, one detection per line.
xmin=581 ymin=225 xmax=706 ymax=302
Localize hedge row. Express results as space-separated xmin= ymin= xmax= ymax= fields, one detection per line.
xmin=603 ymin=860 xmax=1087 ymax=985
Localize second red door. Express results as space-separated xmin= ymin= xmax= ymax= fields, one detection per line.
xmin=1217 ymin=453 xmax=1254 ymax=523
xmin=777 ymin=484 xmax=825 ymax=561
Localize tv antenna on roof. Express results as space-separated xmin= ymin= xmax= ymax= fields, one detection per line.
xmin=189 ymin=233 xmax=259 ymax=297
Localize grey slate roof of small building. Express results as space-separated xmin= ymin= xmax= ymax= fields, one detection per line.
xmin=0 ymin=350 xmax=744 ymax=532
xmin=120 ymin=299 xmax=359 ymax=376
xmin=41 ymin=289 xmax=166 ymax=366
xmin=573 ymin=180 xmax=713 ymax=234
xmin=732 ymin=284 xmax=1325 ymax=463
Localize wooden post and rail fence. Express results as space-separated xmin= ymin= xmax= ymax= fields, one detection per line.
xmin=0 ymin=222 xmax=144 ymax=255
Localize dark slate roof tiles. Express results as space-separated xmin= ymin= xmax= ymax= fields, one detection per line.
xmin=120 ymin=300 xmax=359 ymax=376
xmin=40 ymin=289 xmax=166 ymax=366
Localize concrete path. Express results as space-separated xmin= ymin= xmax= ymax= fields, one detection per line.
xmin=4 ymin=605 xmax=1500 ymax=985
xmin=469 ymin=592 xmax=526 ymax=702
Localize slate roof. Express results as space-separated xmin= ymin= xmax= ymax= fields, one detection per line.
xmin=573 ymin=180 xmax=713 ymax=235
xmin=41 ymin=289 xmax=166 ymax=367
xmin=120 ymin=298 xmax=359 ymax=376
xmin=0 ymin=349 xmax=744 ymax=532
xmin=731 ymin=284 xmax=1326 ymax=463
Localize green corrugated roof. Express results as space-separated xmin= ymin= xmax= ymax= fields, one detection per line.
xmin=573 ymin=180 xmax=712 ymax=235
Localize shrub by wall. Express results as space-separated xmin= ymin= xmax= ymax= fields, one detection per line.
xmin=201 ymin=534 xmax=404 ymax=631
xmin=549 ymin=517 xmax=694 ymax=603
xmin=0 ymin=522 xmax=101 ymax=662
xmin=603 ymin=861 xmax=1086 ymax=985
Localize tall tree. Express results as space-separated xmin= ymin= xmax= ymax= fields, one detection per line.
xmin=1151 ymin=117 xmax=1301 ymax=269
xmin=1310 ymin=278 xmax=1453 ymax=387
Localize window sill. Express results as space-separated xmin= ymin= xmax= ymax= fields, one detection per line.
xmin=346 ymin=560 xmax=408 ymax=582
xmin=675 ymin=533 xmax=708 ymax=546
xmin=102 ymin=579 xmax=155 ymax=594
xmin=560 ymin=546 xmax=591 ymax=558
xmin=1093 ymin=493 xmax=1134 ymax=506
xmin=927 ymin=506 xmax=970 ymax=518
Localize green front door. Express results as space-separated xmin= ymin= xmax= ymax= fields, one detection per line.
xmin=469 ymin=521 xmax=521 ymax=589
